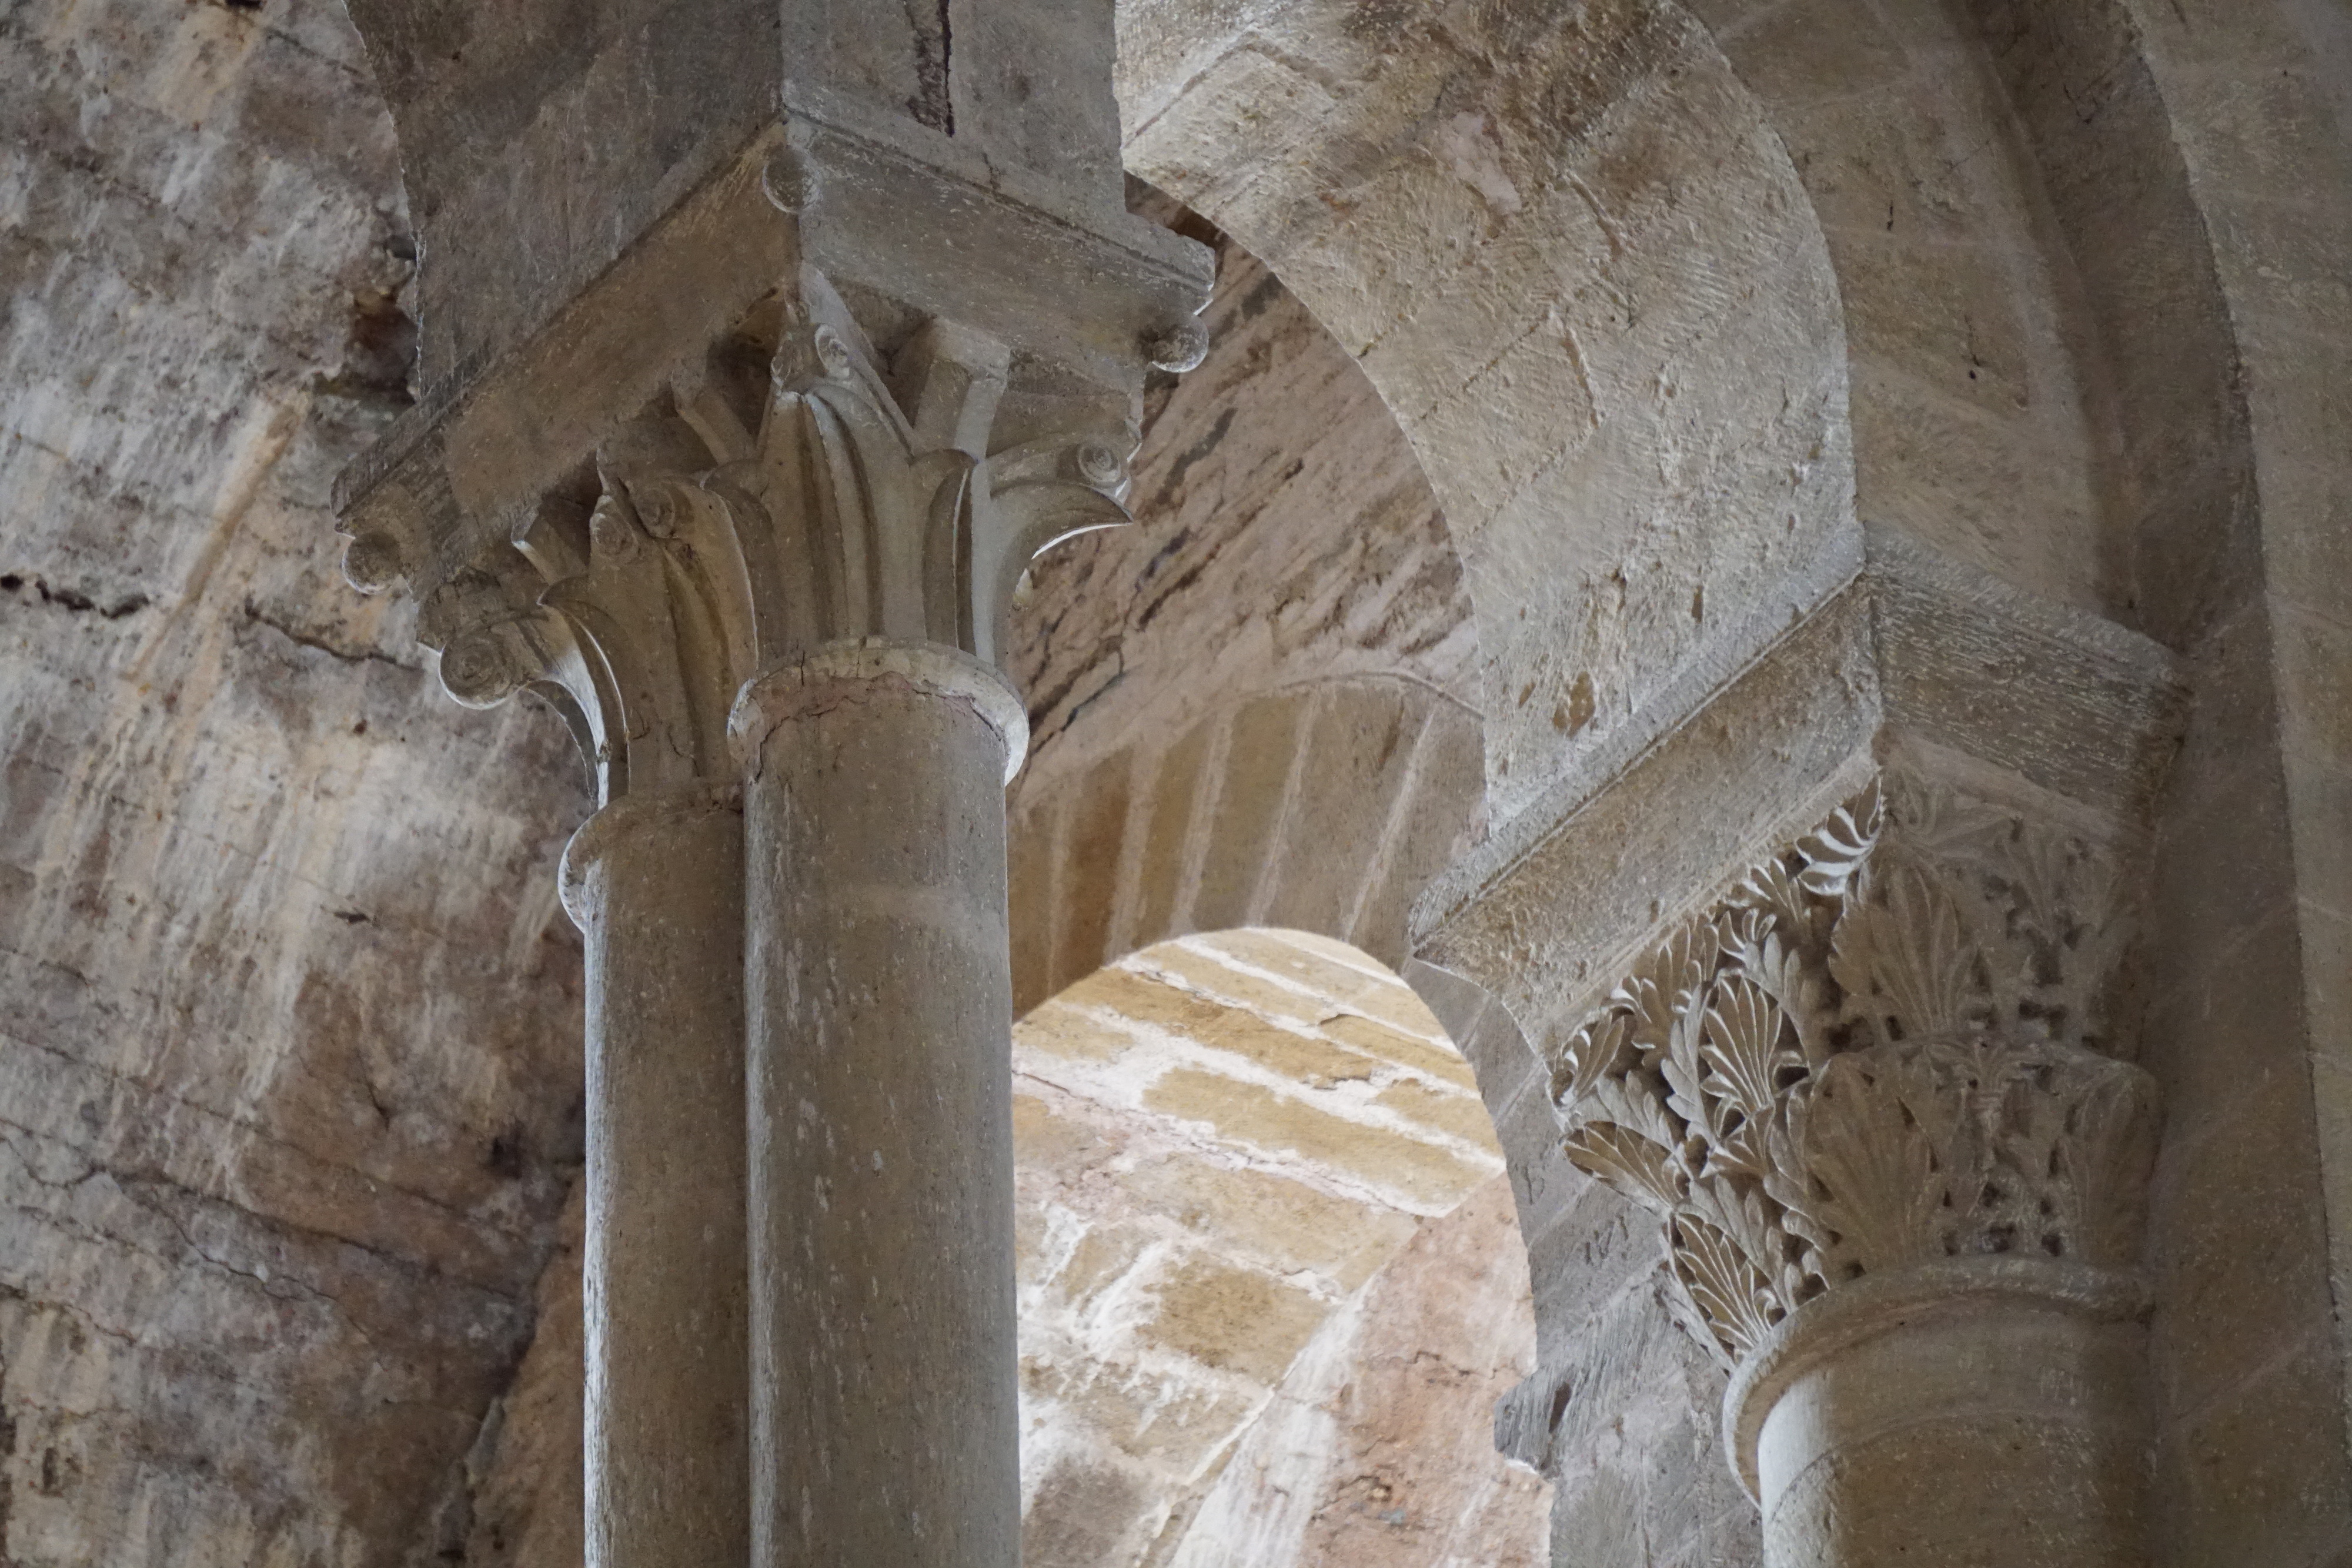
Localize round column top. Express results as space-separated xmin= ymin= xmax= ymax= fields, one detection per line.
xmin=727 ymin=638 xmax=1030 ymax=785
xmin=558 ymin=782 xmax=743 ymax=928
xmin=1721 ymin=1256 xmax=2151 ymax=1501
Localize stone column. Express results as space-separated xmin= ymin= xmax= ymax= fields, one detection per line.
xmin=1548 ymin=773 xmax=2160 ymax=1567
xmin=1729 ymin=1260 xmax=2149 ymax=1564
xmin=732 ymin=643 xmax=1027 ymax=1567
xmin=695 ymin=283 xmax=1150 ymax=1566
xmin=562 ymin=786 xmax=749 ymax=1568
xmin=329 ymin=15 xmax=1212 ymax=1555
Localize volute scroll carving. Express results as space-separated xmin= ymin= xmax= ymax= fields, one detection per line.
xmin=1553 ymin=773 xmax=2161 ymax=1367
xmin=405 ymin=266 xmax=1139 ymax=805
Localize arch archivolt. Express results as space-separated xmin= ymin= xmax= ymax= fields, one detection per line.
xmin=1010 ymin=673 xmax=1484 ymax=1015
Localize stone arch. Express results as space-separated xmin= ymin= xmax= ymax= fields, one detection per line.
xmin=1684 ymin=0 xmax=2137 ymax=620
xmin=1114 ymin=0 xmax=2262 ymax=694
xmin=1115 ymin=0 xmax=1860 ymax=821
xmin=1010 ymin=673 xmax=1484 ymax=1015
xmin=1102 ymin=23 xmax=2300 ymax=1542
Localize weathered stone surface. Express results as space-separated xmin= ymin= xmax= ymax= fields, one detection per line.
xmin=1120 ymin=0 xmax=1856 ymax=824
xmin=1164 ymin=1175 xmax=1549 ymax=1568
xmin=1008 ymin=233 xmax=1476 ymax=779
xmin=1013 ymin=932 xmax=1541 ymax=1566
xmin=11 ymin=1 xmax=2352 ymax=1564
xmin=1 ymin=5 xmax=589 ymax=1562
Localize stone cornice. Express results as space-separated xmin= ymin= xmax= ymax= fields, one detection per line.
xmin=1414 ymin=579 xmax=1884 ymax=1049
xmin=1866 ymin=527 xmax=2183 ymax=828
xmin=1410 ymin=527 xmax=2186 ymax=1036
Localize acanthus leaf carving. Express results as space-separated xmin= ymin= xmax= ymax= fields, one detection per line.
xmin=1553 ymin=770 xmax=2160 ymax=1368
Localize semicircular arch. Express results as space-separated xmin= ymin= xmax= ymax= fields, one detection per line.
xmin=1010 ymin=672 xmax=1485 ymax=1014
xmin=1115 ymin=0 xmax=1860 ymax=821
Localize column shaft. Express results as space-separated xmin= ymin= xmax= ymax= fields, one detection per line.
xmin=739 ymin=643 xmax=1023 ymax=1568
xmin=567 ymin=788 xmax=750 ymax=1568
xmin=1732 ymin=1263 xmax=2151 ymax=1568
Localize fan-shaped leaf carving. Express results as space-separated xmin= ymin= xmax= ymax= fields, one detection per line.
xmin=1671 ymin=1202 xmax=1783 ymax=1362
xmin=1786 ymin=1050 xmax=1957 ymax=1277
xmin=1546 ymin=772 xmax=2155 ymax=1370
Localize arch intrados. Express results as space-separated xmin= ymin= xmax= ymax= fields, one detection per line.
xmin=1111 ymin=0 xmax=1859 ymax=817
xmin=1008 ymin=672 xmax=1485 ymax=1016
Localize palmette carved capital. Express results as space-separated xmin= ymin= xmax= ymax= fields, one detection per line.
xmin=408 ymin=268 xmax=1135 ymax=803
xmin=1554 ymin=773 xmax=2160 ymax=1367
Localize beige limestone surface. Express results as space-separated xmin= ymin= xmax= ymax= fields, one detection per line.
xmin=1007 ymin=929 xmax=1547 ymax=1567
xmin=0 ymin=4 xmax=589 ymax=1562
xmin=11 ymin=0 xmax=2352 ymax=1564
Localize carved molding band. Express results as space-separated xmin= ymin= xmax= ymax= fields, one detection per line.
xmin=1553 ymin=774 xmax=2160 ymax=1366
xmin=728 ymin=638 xmax=1029 ymax=783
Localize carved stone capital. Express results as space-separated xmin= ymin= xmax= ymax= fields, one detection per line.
xmin=1553 ymin=771 xmax=2161 ymax=1369
xmin=333 ymin=116 xmax=1211 ymax=813
xmin=380 ymin=266 xmax=1140 ymax=803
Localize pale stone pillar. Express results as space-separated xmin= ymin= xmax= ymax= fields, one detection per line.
xmin=1729 ymin=1261 xmax=2150 ymax=1566
xmin=731 ymin=642 xmax=1028 ymax=1567
xmin=1539 ymin=774 xmax=2161 ymax=1568
xmin=330 ymin=16 xmax=1211 ymax=1556
xmin=561 ymin=786 xmax=750 ymax=1568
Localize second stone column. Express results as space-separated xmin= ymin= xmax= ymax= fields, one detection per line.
xmin=733 ymin=640 xmax=1029 ymax=1568
xmin=563 ymin=785 xmax=751 ymax=1568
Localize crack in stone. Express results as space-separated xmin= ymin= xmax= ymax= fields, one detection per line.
xmin=0 ymin=1004 xmax=553 ymax=1292
xmin=0 ymin=573 xmax=150 ymax=620
xmin=240 ymin=599 xmax=421 ymax=671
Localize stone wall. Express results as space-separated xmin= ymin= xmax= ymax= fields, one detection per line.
xmin=0 ymin=5 xmax=590 ymax=1564
xmin=6 ymin=0 xmax=2352 ymax=1563
xmin=1015 ymin=931 xmax=1544 ymax=1566
xmin=2098 ymin=3 xmax=2352 ymax=1553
